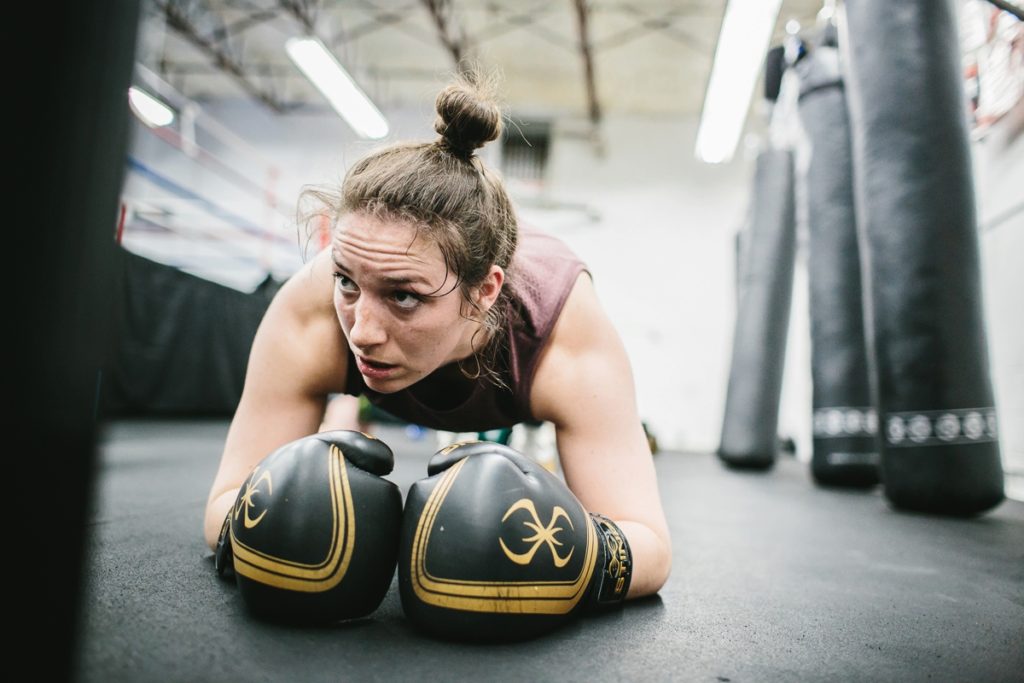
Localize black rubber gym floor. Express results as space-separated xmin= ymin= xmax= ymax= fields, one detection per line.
xmin=75 ymin=418 xmax=1024 ymax=682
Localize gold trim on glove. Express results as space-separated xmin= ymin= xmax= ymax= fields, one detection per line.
xmin=230 ymin=444 xmax=356 ymax=592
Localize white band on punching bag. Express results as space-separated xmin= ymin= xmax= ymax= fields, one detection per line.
xmin=883 ymin=408 xmax=998 ymax=448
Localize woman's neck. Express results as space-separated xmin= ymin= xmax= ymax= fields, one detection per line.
xmin=408 ymin=358 xmax=475 ymax=410
xmin=408 ymin=320 xmax=494 ymax=409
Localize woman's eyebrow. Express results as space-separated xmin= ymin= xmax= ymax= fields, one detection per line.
xmin=332 ymin=255 xmax=430 ymax=286
xmin=381 ymin=274 xmax=430 ymax=286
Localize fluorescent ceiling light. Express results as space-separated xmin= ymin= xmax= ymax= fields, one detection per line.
xmin=286 ymin=36 xmax=389 ymax=139
xmin=695 ymin=0 xmax=784 ymax=164
xmin=128 ymin=86 xmax=175 ymax=127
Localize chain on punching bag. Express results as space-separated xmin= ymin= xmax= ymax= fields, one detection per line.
xmin=795 ymin=33 xmax=879 ymax=488
xmin=841 ymin=0 xmax=1003 ymax=515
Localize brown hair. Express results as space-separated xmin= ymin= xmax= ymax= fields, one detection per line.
xmin=298 ymin=69 xmax=518 ymax=387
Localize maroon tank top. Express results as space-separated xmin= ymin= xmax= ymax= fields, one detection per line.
xmin=343 ymin=227 xmax=588 ymax=431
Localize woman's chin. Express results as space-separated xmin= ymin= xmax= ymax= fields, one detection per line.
xmin=361 ymin=372 xmax=412 ymax=395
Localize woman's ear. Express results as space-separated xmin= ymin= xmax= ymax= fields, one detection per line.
xmin=473 ymin=265 xmax=505 ymax=314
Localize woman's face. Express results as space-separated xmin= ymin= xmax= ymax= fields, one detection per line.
xmin=331 ymin=212 xmax=495 ymax=394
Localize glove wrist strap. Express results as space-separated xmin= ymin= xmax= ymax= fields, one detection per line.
xmin=588 ymin=513 xmax=632 ymax=609
xmin=214 ymin=513 xmax=235 ymax=578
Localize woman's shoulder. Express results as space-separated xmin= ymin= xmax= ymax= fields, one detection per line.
xmin=276 ymin=247 xmax=338 ymax=323
xmin=508 ymin=226 xmax=588 ymax=334
xmin=264 ymin=247 xmax=348 ymax=394
xmin=527 ymin=270 xmax=611 ymax=420
xmin=541 ymin=271 xmax=603 ymax=359
xmin=514 ymin=225 xmax=583 ymax=264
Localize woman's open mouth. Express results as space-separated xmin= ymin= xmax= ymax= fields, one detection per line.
xmin=356 ymin=355 xmax=399 ymax=380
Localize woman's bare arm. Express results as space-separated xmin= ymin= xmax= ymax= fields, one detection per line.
xmin=202 ymin=248 xmax=348 ymax=550
xmin=531 ymin=274 xmax=672 ymax=598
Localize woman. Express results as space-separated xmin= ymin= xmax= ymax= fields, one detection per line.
xmin=203 ymin=73 xmax=672 ymax=600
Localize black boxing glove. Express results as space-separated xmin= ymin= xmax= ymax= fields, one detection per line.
xmin=398 ymin=441 xmax=632 ymax=641
xmin=214 ymin=430 xmax=402 ymax=623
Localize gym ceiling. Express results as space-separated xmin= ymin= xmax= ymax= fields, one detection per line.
xmin=141 ymin=0 xmax=825 ymax=123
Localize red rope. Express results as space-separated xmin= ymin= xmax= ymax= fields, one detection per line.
xmin=116 ymin=202 xmax=126 ymax=244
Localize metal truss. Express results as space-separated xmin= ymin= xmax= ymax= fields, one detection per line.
xmin=151 ymin=0 xmax=722 ymax=125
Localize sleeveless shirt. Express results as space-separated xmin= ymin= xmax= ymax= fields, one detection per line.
xmin=342 ymin=227 xmax=588 ymax=431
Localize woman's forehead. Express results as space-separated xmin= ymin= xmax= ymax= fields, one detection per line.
xmin=333 ymin=213 xmax=448 ymax=279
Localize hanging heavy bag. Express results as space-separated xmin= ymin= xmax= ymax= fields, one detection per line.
xmin=841 ymin=0 xmax=1003 ymax=515
xmin=795 ymin=34 xmax=879 ymax=488
xmin=718 ymin=148 xmax=797 ymax=470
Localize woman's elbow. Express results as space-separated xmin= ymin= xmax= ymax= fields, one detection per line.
xmin=620 ymin=520 xmax=672 ymax=598
xmin=646 ymin=533 xmax=673 ymax=595
xmin=203 ymin=488 xmax=238 ymax=552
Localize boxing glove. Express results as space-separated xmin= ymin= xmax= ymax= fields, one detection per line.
xmin=398 ymin=441 xmax=632 ymax=641
xmin=214 ymin=430 xmax=403 ymax=623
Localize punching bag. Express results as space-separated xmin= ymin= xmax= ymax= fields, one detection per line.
xmin=796 ymin=34 xmax=879 ymax=488
xmin=842 ymin=0 xmax=1003 ymax=514
xmin=11 ymin=1 xmax=141 ymax=677
xmin=718 ymin=149 xmax=797 ymax=469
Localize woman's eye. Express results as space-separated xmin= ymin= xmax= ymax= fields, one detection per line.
xmin=393 ymin=291 xmax=422 ymax=309
xmin=333 ymin=273 xmax=357 ymax=292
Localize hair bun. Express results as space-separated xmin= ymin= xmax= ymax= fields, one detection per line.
xmin=433 ymin=74 xmax=502 ymax=159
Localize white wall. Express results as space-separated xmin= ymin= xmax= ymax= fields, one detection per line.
xmin=974 ymin=104 xmax=1024 ymax=501
xmin=123 ymin=102 xmax=752 ymax=451
xmin=123 ymin=95 xmax=1022 ymax=495
xmin=538 ymin=116 xmax=752 ymax=452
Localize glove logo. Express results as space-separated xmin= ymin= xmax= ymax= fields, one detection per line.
xmin=499 ymin=498 xmax=575 ymax=568
xmin=235 ymin=467 xmax=273 ymax=529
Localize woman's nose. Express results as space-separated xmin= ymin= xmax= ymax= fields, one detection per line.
xmin=347 ymin=297 xmax=388 ymax=348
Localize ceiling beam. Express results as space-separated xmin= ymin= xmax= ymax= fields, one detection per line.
xmin=419 ymin=0 xmax=469 ymax=70
xmin=593 ymin=5 xmax=710 ymax=55
xmin=472 ymin=3 xmax=576 ymax=52
xmin=156 ymin=0 xmax=290 ymax=112
xmin=572 ymin=0 xmax=602 ymax=128
xmin=277 ymin=0 xmax=318 ymax=32
xmin=334 ymin=2 xmax=421 ymax=43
